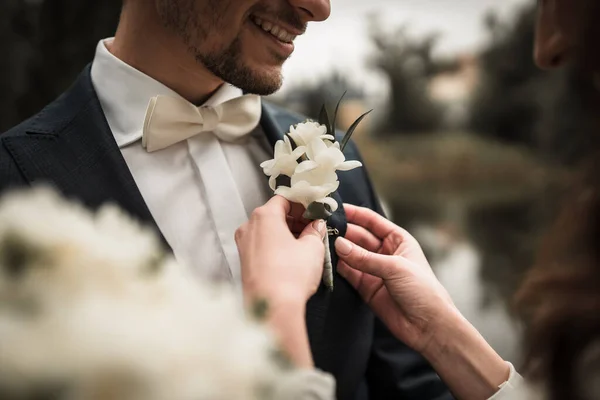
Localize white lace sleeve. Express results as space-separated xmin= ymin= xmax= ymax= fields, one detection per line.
xmin=271 ymin=369 xmax=336 ymax=400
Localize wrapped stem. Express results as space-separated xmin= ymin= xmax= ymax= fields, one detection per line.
xmin=322 ymin=230 xmax=334 ymax=292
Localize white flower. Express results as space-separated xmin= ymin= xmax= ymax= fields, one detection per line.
xmin=265 ymin=119 xmax=364 ymax=213
xmin=275 ymin=179 xmax=340 ymax=212
xmin=275 ymin=180 xmax=340 ymax=212
xmin=295 ymin=137 xmax=363 ymax=175
xmin=287 ymin=121 xmax=334 ymax=147
xmin=292 ymin=164 xmax=338 ymax=187
xmin=260 ymin=136 xmax=306 ymax=190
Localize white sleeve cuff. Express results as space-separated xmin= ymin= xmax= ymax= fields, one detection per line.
xmin=488 ymin=362 xmax=525 ymax=400
xmin=271 ymin=369 xmax=336 ymax=400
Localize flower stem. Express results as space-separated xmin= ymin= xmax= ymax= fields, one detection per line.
xmin=323 ymin=231 xmax=334 ymax=292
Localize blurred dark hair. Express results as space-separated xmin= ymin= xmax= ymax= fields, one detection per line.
xmin=516 ymin=2 xmax=600 ymax=399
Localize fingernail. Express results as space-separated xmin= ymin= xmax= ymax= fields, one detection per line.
xmin=335 ymin=237 xmax=353 ymax=256
xmin=313 ymin=219 xmax=326 ymax=237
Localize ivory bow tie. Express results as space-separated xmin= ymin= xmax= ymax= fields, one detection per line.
xmin=142 ymin=94 xmax=262 ymax=152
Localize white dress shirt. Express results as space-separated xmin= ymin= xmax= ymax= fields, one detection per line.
xmin=91 ymin=39 xmax=273 ymax=287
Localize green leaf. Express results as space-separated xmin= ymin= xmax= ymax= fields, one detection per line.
xmin=318 ymin=105 xmax=332 ymax=135
xmin=303 ymin=202 xmax=333 ymax=220
xmin=340 ymin=109 xmax=373 ymax=152
xmin=332 ymin=91 xmax=347 ymax=135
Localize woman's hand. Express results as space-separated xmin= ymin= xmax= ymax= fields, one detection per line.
xmin=235 ymin=196 xmax=326 ymax=369
xmin=236 ymin=196 xmax=327 ymax=306
xmin=335 ymin=204 xmax=457 ymax=354
xmin=336 ymin=204 xmax=510 ymax=400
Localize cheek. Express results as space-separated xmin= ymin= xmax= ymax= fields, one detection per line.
xmin=554 ymin=0 xmax=589 ymax=40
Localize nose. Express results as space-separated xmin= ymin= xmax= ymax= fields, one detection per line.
xmin=289 ymin=0 xmax=331 ymax=22
xmin=535 ymin=31 xmax=570 ymax=70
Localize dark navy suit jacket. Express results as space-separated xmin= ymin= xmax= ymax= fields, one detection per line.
xmin=0 ymin=66 xmax=453 ymax=400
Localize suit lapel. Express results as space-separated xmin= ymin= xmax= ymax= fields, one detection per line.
xmin=2 ymin=66 xmax=164 ymax=244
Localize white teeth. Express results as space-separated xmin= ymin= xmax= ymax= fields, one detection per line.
xmin=252 ymin=16 xmax=296 ymax=43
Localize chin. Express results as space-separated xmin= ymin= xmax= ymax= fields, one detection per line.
xmin=237 ymin=65 xmax=284 ymax=95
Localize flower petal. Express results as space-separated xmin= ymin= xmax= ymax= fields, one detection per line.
xmin=283 ymin=135 xmax=293 ymax=150
xmin=269 ymin=176 xmax=277 ymax=191
xmin=291 ymin=146 xmax=307 ymax=159
xmin=292 ymin=167 xmax=338 ymax=187
xmin=274 ymin=185 xmax=293 ymax=201
xmin=260 ymin=159 xmax=275 ymax=172
xmin=273 ymin=140 xmax=286 ymax=157
xmin=306 ymin=137 xmax=329 ymax=160
xmin=320 ymin=196 xmax=339 ymax=212
xmin=295 ymin=160 xmax=319 ymax=174
xmin=315 ymin=147 xmax=345 ymax=168
xmin=327 ymin=180 xmax=340 ymax=193
xmin=336 ymin=160 xmax=363 ymax=171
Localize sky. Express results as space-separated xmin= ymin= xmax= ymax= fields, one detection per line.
xmin=279 ymin=0 xmax=532 ymax=96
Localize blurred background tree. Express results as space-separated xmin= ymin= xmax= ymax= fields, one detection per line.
xmin=368 ymin=16 xmax=459 ymax=135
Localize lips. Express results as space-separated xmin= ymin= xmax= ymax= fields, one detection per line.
xmin=250 ymin=16 xmax=297 ymax=44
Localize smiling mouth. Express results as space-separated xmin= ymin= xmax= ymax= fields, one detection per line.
xmin=250 ymin=16 xmax=298 ymax=44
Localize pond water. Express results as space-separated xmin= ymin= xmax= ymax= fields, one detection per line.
xmin=429 ymin=231 xmax=523 ymax=364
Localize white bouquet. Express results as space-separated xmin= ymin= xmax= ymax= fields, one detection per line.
xmin=0 ymin=188 xmax=331 ymax=400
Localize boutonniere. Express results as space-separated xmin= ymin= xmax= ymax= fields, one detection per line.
xmin=261 ymin=94 xmax=372 ymax=291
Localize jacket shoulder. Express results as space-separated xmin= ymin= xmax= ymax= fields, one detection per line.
xmin=2 ymin=111 xmax=43 ymax=139
xmin=3 ymin=65 xmax=95 ymax=139
xmin=0 ymin=66 xmax=94 ymax=191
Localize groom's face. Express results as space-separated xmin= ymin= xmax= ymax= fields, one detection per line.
xmin=155 ymin=0 xmax=331 ymax=95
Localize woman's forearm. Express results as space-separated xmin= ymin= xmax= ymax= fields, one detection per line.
xmin=422 ymin=310 xmax=510 ymax=400
xmin=266 ymin=298 xmax=314 ymax=369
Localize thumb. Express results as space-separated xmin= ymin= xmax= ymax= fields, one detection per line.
xmin=335 ymin=237 xmax=398 ymax=280
xmin=298 ymin=219 xmax=327 ymax=245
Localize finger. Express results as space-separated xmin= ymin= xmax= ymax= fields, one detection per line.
xmin=338 ymin=261 xmax=385 ymax=303
xmin=344 ymin=204 xmax=400 ymax=241
xmin=335 ymin=237 xmax=398 ymax=280
xmin=290 ymin=219 xmax=310 ymax=236
xmin=261 ymin=195 xmax=292 ymax=219
xmin=337 ymin=260 xmax=363 ymax=289
xmin=251 ymin=196 xmax=294 ymax=235
xmin=345 ymin=223 xmax=382 ymax=253
xmin=287 ymin=215 xmax=305 ymax=233
xmin=234 ymin=223 xmax=248 ymax=246
xmin=289 ymin=202 xmax=310 ymax=223
xmin=298 ymin=219 xmax=327 ymax=245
